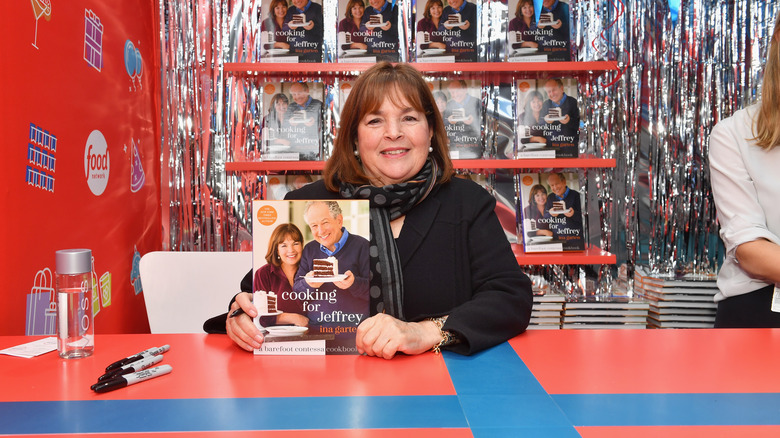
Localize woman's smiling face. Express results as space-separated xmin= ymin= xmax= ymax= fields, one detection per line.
xmin=277 ymin=236 xmax=302 ymax=267
xmin=356 ymin=91 xmax=432 ymax=186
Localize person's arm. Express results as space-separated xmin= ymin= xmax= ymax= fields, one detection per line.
xmin=735 ymin=239 xmax=780 ymax=283
xmin=336 ymin=237 xmax=370 ymax=299
xmin=355 ymin=314 xmax=443 ymax=359
xmin=293 ymin=248 xmax=318 ymax=291
xmin=564 ymin=190 xmax=581 ymax=220
xmin=357 ymin=184 xmax=532 ymax=358
xmin=709 ymin=112 xmax=780 ymax=283
xmin=440 ymin=186 xmax=533 ymax=355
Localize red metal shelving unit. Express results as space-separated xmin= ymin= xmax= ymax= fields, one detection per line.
xmin=223 ymin=61 xmax=619 ymax=80
xmin=223 ymin=61 xmax=620 ymax=266
xmin=225 ymin=158 xmax=616 ymax=173
xmin=512 ymin=244 xmax=616 ymax=265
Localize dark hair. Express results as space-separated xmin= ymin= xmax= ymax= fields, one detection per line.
xmin=269 ymin=93 xmax=289 ymax=114
xmin=268 ymin=0 xmax=288 ymax=17
xmin=345 ymin=0 xmax=365 ymax=20
xmin=265 ymin=223 xmax=304 ymax=266
xmin=527 ymin=184 xmax=547 ymax=206
xmin=323 ymin=62 xmax=454 ymax=190
xmin=423 ymin=0 xmax=444 ymax=20
xmin=515 ymin=0 xmax=533 ymax=18
xmin=521 ymin=90 xmax=544 ymax=125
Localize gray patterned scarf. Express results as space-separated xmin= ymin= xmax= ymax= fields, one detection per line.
xmin=339 ymin=158 xmax=439 ymax=319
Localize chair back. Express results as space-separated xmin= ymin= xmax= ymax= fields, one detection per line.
xmin=139 ymin=251 xmax=251 ymax=333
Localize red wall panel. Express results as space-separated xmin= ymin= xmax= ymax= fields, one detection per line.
xmin=0 ymin=0 xmax=161 ymax=335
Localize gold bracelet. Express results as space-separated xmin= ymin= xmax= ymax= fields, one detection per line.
xmin=427 ymin=316 xmax=458 ymax=354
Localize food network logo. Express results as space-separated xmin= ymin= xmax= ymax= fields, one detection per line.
xmin=85 ymin=130 xmax=110 ymax=196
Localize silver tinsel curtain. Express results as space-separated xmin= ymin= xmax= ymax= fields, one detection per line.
xmin=158 ymin=0 xmax=778 ymax=294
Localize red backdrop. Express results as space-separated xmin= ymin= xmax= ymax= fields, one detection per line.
xmin=0 ymin=1 xmax=161 ymax=335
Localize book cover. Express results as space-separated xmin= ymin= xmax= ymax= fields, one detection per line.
xmin=648 ymin=306 xmax=716 ymax=316
xmin=634 ymin=265 xmax=717 ymax=288
xmin=646 ymin=320 xmax=714 ymax=329
xmin=562 ymin=316 xmax=648 ymax=324
xmin=647 ymin=300 xmax=717 ymax=309
xmin=364 ymin=0 xmax=401 ymax=61
xmin=337 ymin=0 xmax=398 ymax=62
xmin=261 ymin=81 xmax=323 ymax=161
xmin=530 ymin=317 xmax=561 ymax=325
xmin=518 ymin=171 xmax=584 ymax=252
xmin=564 ymin=300 xmax=650 ymax=311
xmin=432 ymin=79 xmax=483 ymax=159
xmin=416 ymin=0 xmax=478 ymax=62
xmin=532 ymin=310 xmax=563 ymax=318
xmin=639 ymin=283 xmax=718 ymax=295
xmin=527 ymin=324 xmax=562 ymax=330
xmin=648 ymin=312 xmax=715 ymax=323
xmin=259 ymin=0 xmax=324 ymax=63
xmin=251 ymin=199 xmax=371 ymax=355
xmin=638 ymin=289 xmax=716 ymax=303
xmin=564 ymin=309 xmax=650 ymax=316
xmin=516 ymin=78 xmax=580 ymax=158
xmin=507 ymin=0 xmax=571 ymax=62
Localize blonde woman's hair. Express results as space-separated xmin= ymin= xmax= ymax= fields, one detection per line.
xmin=753 ymin=14 xmax=780 ymax=149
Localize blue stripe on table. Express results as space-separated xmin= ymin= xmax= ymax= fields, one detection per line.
xmin=443 ymin=343 xmax=581 ymax=437
xmin=553 ymin=393 xmax=780 ymax=426
xmin=0 ymin=395 xmax=466 ymax=434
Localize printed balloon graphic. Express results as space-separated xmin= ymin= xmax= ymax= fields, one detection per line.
xmin=124 ymin=40 xmax=143 ymax=90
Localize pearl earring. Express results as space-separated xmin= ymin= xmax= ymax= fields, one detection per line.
xmin=428 ymin=146 xmax=433 ymax=153
xmin=354 ymin=149 xmax=360 ymax=157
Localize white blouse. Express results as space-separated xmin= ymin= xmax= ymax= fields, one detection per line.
xmin=709 ymin=104 xmax=780 ymax=301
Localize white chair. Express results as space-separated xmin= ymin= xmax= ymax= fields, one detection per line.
xmin=139 ymin=251 xmax=252 ymax=333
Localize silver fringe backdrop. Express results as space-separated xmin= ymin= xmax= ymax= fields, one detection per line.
xmin=638 ymin=0 xmax=778 ymax=278
xmin=158 ymin=0 xmax=778 ymax=295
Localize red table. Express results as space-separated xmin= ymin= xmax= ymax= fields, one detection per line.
xmin=1 ymin=329 xmax=779 ymax=436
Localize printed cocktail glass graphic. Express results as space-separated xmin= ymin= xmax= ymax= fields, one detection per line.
xmin=31 ymin=0 xmax=52 ymax=49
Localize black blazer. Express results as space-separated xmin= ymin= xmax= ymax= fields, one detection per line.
xmin=286 ymin=177 xmax=533 ymax=355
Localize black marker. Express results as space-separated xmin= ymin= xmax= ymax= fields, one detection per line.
xmin=93 ymin=355 xmax=164 ymax=388
xmin=104 ymin=345 xmax=170 ymax=372
xmin=229 ymin=308 xmax=245 ymax=318
xmin=92 ymin=365 xmax=173 ymax=393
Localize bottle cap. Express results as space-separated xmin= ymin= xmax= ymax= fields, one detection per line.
xmin=56 ymin=249 xmax=92 ymax=275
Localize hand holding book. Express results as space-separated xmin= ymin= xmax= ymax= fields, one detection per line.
xmin=226 ymin=292 xmax=265 ymax=352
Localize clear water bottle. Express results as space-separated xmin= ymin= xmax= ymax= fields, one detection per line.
xmin=55 ymin=249 xmax=94 ymax=359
